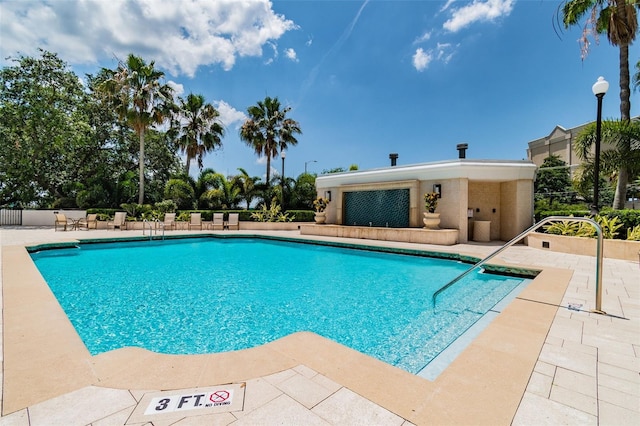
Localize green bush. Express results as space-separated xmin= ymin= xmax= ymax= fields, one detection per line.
xmin=600 ymin=210 xmax=640 ymax=237
xmin=155 ymin=200 xmax=177 ymax=213
xmin=251 ymin=201 xmax=294 ymax=222
xmin=538 ymin=209 xmax=640 ymax=240
xmin=536 ymin=210 xmax=590 ymax=222
xmin=176 ymin=210 xmax=211 ymax=221
xmin=87 ymin=208 xmax=117 ymax=220
xmin=286 ymin=210 xmax=315 ymax=222
xmin=627 ymin=225 xmax=640 ymax=241
xmin=543 ymin=214 xmax=626 ymax=240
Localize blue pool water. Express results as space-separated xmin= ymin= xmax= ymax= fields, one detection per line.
xmin=30 ymin=237 xmax=527 ymax=374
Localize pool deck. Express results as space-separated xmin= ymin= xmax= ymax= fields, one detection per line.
xmin=1 ymin=227 xmax=638 ymax=425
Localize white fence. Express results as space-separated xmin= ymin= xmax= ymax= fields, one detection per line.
xmin=1 ymin=209 xmax=87 ymax=226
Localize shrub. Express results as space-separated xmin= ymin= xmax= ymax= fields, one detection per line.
xmin=539 ymin=209 xmax=640 ymax=240
xmin=600 ymin=210 xmax=640 ymax=238
xmin=155 ymin=200 xmax=177 ymax=213
xmin=543 ymin=215 xmax=623 ymax=239
xmin=286 ymin=210 xmax=315 ymax=222
xmin=176 ymin=210 xmax=211 ymax=221
xmin=544 ymin=219 xmax=579 ymax=236
xmin=251 ymin=200 xmax=294 ymax=222
xmin=627 ymin=225 xmax=640 ymax=241
xmin=596 ymin=215 xmax=623 ymax=239
xmin=87 ymin=208 xmax=117 ymax=220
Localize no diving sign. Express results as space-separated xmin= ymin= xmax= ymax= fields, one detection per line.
xmin=144 ymin=389 xmax=233 ymax=414
xmin=127 ymin=383 xmax=245 ymax=424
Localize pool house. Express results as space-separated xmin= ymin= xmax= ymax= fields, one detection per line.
xmin=305 ymin=158 xmax=538 ymax=244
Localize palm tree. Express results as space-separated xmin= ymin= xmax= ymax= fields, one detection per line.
xmin=239 ymin=96 xmax=302 ymax=184
xmin=172 ymin=93 xmax=224 ymax=175
xmin=231 ymin=167 xmax=260 ymax=209
xmin=98 ymin=54 xmax=174 ymax=204
xmin=198 ymin=171 xmax=240 ymax=209
xmin=574 ymin=119 xmax=640 ymax=207
xmin=561 ymin=0 xmax=639 ymax=208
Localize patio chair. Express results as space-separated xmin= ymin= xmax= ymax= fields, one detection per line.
xmin=107 ymin=212 xmax=127 ymax=230
xmin=54 ymin=213 xmax=68 ymax=231
xmin=227 ymin=213 xmax=240 ymax=230
xmin=212 ymin=213 xmax=224 ymax=230
xmin=78 ymin=213 xmax=98 ymax=230
xmin=189 ymin=212 xmax=202 ymax=230
xmin=161 ymin=212 xmax=176 ymax=231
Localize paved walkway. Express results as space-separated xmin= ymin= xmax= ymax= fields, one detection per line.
xmin=0 ymin=227 xmax=638 ymax=425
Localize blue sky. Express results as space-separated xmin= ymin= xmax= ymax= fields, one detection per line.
xmin=1 ymin=0 xmax=635 ymax=180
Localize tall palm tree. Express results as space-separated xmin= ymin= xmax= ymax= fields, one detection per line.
xmin=98 ymin=54 xmax=174 ymax=204
xmin=239 ymin=96 xmax=302 ymax=184
xmin=172 ymin=93 xmax=224 ymax=175
xmin=561 ymin=0 xmax=639 ymax=208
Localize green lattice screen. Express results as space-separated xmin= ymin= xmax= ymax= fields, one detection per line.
xmin=343 ymin=189 xmax=410 ymax=227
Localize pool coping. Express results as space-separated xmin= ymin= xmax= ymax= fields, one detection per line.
xmin=2 ymin=233 xmax=571 ymax=424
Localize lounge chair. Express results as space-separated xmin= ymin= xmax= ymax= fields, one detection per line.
xmin=227 ymin=213 xmax=239 ymax=230
xmin=160 ymin=212 xmax=176 ymax=231
xmin=189 ymin=212 xmax=202 ymax=230
xmin=211 ymin=213 xmax=224 ymax=230
xmin=54 ymin=213 xmax=68 ymax=231
xmin=107 ymin=212 xmax=127 ymax=230
xmin=78 ymin=213 xmax=98 ymax=230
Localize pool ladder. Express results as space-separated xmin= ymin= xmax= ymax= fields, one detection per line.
xmin=431 ymin=216 xmax=605 ymax=314
xmin=142 ymin=219 xmax=165 ymax=241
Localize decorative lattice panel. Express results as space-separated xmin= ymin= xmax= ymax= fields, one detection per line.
xmin=343 ymin=189 xmax=410 ymax=228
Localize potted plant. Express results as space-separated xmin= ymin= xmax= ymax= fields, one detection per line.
xmin=313 ymin=196 xmax=330 ymax=224
xmin=423 ymin=192 xmax=440 ymax=229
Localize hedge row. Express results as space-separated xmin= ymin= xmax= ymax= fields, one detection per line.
xmin=537 ymin=209 xmax=640 ymax=239
xmin=87 ymin=208 xmax=316 ymax=222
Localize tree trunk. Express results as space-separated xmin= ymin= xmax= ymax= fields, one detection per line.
xmin=613 ymin=42 xmax=631 ymax=209
xmin=265 ymin=155 xmax=271 ymax=184
xmin=138 ymin=129 xmax=145 ymax=205
xmin=614 ymin=167 xmax=629 ymax=209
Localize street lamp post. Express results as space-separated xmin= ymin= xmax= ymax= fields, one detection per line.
xmin=281 ymin=151 xmax=286 ymax=210
xmin=590 ymin=76 xmax=609 ymax=215
xmin=305 ymin=160 xmax=317 ymax=174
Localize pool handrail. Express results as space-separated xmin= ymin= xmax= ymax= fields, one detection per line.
xmin=431 ymin=216 xmax=605 ymax=314
xmin=142 ymin=219 xmax=165 ymax=240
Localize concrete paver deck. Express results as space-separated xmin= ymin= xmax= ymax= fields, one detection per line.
xmin=1 ymin=227 xmax=638 ymax=425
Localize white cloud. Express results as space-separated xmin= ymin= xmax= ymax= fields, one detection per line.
xmin=443 ymin=0 xmax=514 ymax=33
xmin=285 ymin=48 xmax=298 ymax=62
xmin=266 ymin=41 xmax=280 ymax=65
xmin=436 ymin=43 xmax=456 ymax=64
xmin=0 ymin=0 xmax=298 ymax=77
xmin=215 ymin=100 xmax=246 ymax=129
xmin=412 ymin=48 xmax=432 ymax=72
xmin=414 ymin=31 xmax=432 ymax=44
xmin=167 ymin=80 xmax=184 ymax=97
xmin=440 ymin=0 xmax=457 ymax=13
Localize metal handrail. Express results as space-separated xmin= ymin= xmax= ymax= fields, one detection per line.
xmin=432 ymin=216 xmax=605 ymax=314
xmin=142 ymin=219 xmax=154 ymax=241
xmin=157 ymin=218 xmax=165 ymax=240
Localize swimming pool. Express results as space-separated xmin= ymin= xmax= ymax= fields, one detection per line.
xmin=30 ymin=237 xmax=529 ymax=374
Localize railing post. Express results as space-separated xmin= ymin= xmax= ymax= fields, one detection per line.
xmin=593 ymin=229 xmax=604 ymax=314
xmin=432 ymin=216 xmax=605 ymax=315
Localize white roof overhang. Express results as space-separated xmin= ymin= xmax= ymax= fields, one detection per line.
xmin=315 ymin=160 xmax=537 ymax=189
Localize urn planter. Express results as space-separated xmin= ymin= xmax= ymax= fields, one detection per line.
xmin=423 ymin=212 xmax=440 ymax=229
xmin=314 ymin=212 xmax=326 ymax=224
